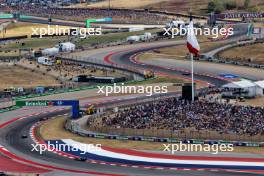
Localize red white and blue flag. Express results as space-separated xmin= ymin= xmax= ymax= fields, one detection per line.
xmin=187 ymin=20 xmax=200 ymax=56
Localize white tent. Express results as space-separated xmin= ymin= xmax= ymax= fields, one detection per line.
xmin=37 ymin=57 xmax=53 ymax=66
xmin=42 ymin=47 xmax=59 ymax=56
xmin=222 ymin=80 xmax=257 ymax=98
xmin=126 ymin=35 xmax=140 ymax=42
xmin=223 ymin=80 xmax=256 ymax=89
xmin=57 ymin=42 xmax=76 ymax=52
xmin=255 ymin=80 xmax=264 ymax=96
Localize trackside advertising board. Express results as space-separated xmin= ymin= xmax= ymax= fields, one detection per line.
xmin=16 ymin=100 xmax=80 ymax=119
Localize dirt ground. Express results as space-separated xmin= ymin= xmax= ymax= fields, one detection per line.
xmin=19 ymin=59 xmax=124 ymax=80
xmin=219 ymin=43 xmax=264 ymax=65
xmin=0 ymin=64 xmax=60 ymax=90
xmin=237 ymin=96 xmax=264 ymax=107
xmin=40 ymin=116 xmax=264 ymax=154
xmin=3 ymin=22 xmax=71 ymax=37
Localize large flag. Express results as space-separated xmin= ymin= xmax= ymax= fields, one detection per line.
xmin=187 ymin=20 xmax=200 ymax=56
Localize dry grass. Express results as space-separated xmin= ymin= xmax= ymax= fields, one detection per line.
xmin=237 ymin=96 xmax=264 ymax=107
xmin=0 ymin=37 xmax=68 ymax=54
xmin=21 ymin=60 xmax=124 ymax=80
xmin=0 ymin=22 xmax=72 ymax=55
xmin=71 ymin=0 xmax=171 ymax=9
xmin=2 ymin=22 xmax=72 ymax=37
xmin=40 ymin=116 xmax=166 ymax=150
xmin=0 ymin=64 xmax=60 ymax=90
xmin=219 ymin=43 xmax=264 ymax=64
xmin=70 ymin=0 xmax=264 ymax=15
xmin=40 ymin=116 xmax=264 ymax=154
xmin=140 ymin=39 xmax=229 ymax=60
xmin=160 ymin=0 xmax=262 ymax=14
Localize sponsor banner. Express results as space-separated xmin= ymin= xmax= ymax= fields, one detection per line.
xmin=215 ymin=13 xmax=264 ymax=19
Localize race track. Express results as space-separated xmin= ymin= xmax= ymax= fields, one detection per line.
xmin=1 ymin=102 xmax=263 ymax=176
xmin=1 ymin=40 xmax=264 ymax=175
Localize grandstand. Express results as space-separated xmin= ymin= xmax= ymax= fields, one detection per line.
xmin=1 ymin=0 xmax=264 ymax=175
xmin=88 ymin=96 xmax=264 ymax=138
xmin=5 ymin=5 xmax=173 ymax=24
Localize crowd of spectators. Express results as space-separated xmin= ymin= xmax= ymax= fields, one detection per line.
xmin=8 ymin=5 xmax=171 ymax=24
xmin=198 ymin=87 xmax=229 ymax=96
xmin=91 ymin=97 xmax=264 ymax=136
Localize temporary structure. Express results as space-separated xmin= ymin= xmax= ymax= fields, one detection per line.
xmin=222 ymin=80 xmax=257 ymax=98
xmin=41 ymin=47 xmax=59 ymax=56
xmin=57 ymin=42 xmax=76 ymax=52
xmin=255 ymin=80 xmax=264 ymax=96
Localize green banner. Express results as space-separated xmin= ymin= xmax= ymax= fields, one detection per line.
xmin=86 ymin=19 xmax=97 ymax=28
xmin=0 ymin=14 xmax=13 ymax=19
xmin=16 ymin=100 xmax=50 ymax=107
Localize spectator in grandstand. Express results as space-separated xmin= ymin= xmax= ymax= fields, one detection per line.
xmin=88 ymin=97 xmax=264 ymax=136
xmin=8 ymin=4 xmax=170 ymax=24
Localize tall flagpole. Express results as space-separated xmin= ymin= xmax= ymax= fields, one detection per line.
xmin=191 ymin=53 xmax=194 ymax=102
xmin=189 ymin=9 xmax=195 ymax=102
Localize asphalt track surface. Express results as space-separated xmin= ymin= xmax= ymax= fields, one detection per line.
xmin=1 ymin=107 xmax=262 ymax=176
xmin=102 ymin=41 xmax=264 ymax=84
xmin=0 ymin=41 xmax=263 ymax=175
xmin=106 ymin=45 xmax=228 ymax=86
xmin=67 ymin=40 xmax=264 ymax=83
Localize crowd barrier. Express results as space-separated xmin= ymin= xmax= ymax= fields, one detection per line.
xmin=0 ymin=105 xmax=20 ymax=114
xmin=87 ymin=126 xmax=264 ymax=142
xmin=59 ymin=55 xmax=146 ymax=77
xmin=0 ymin=52 xmax=151 ymax=113
xmin=0 ymin=56 xmax=20 ymax=61
xmin=66 ymin=118 xmax=264 ymax=147
xmin=12 ymin=77 xmax=153 ymax=102
xmin=0 ymin=35 xmax=27 ymax=41
xmin=0 ymin=78 xmax=150 ymax=114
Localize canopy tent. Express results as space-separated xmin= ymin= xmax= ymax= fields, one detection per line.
xmin=222 ymin=80 xmax=257 ymax=98
xmin=223 ymin=80 xmax=256 ymax=89
xmin=255 ymin=80 xmax=264 ymax=88
xmin=255 ymin=80 xmax=264 ymax=96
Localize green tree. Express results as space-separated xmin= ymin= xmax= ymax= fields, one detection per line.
xmin=207 ymin=0 xmax=225 ymax=13
xmin=208 ymin=0 xmax=217 ymax=13
xmin=215 ymin=1 xmax=225 ymax=13
xmin=225 ymin=0 xmax=237 ymax=10
xmin=244 ymin=0 xmax=250 ymax=9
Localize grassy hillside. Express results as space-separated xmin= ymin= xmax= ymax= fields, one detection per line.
xmin=70 ymin=0 xmax=264 ymax=15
